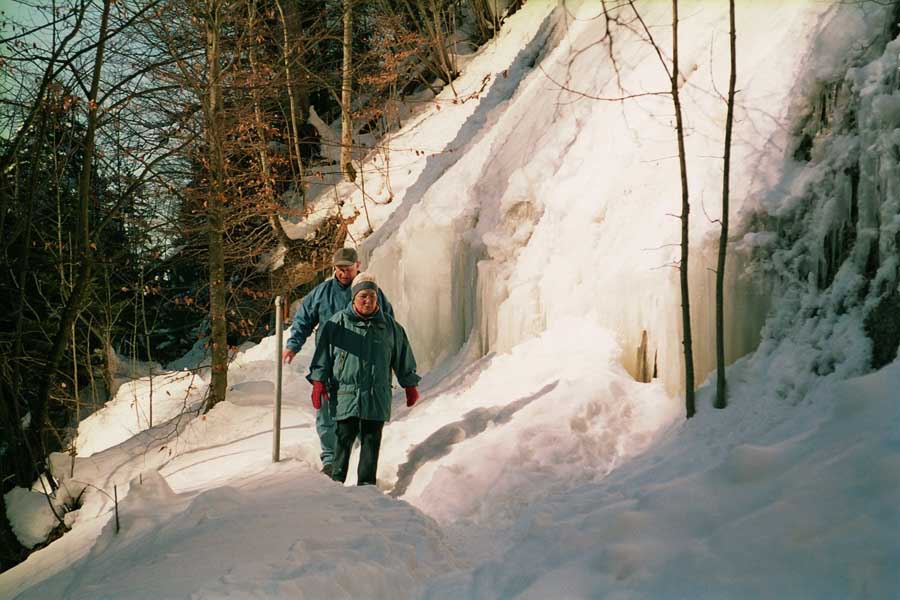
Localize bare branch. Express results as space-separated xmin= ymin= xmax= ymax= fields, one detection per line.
xmin=539 ymin=64 xmax=668 ymax=102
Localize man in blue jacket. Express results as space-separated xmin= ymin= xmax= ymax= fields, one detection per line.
xmin=282 ymin=248 xmax=394 ymax=476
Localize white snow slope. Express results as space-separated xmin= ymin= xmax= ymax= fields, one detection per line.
xmin=3 ymin=1 xmax=900 ymax=598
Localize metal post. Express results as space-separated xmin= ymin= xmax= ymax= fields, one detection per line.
xmin=273 ymin=295 xmax=284 ymax=462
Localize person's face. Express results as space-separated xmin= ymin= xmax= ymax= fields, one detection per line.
xmin=353 ymin=289 xmax=378 ymax=316
xmin=334 ymin=262 xmax=359 ymax=285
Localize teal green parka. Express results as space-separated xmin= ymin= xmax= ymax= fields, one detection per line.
xmin=307 ymin=306 xmax=420 ymax=422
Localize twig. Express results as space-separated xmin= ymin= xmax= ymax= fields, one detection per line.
xmin=539 ymin=64 xmax=668 ymax=102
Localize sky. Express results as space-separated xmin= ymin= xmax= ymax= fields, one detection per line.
xmin=3 ymin=0 xmax=900 ymax=598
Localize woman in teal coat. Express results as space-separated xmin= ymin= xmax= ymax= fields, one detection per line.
xmin=307 ymin=272 xmax=420 ymax=485
xmin=282 ymin=247 xmax=393 ymax=475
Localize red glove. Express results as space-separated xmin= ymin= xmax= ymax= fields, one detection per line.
xmin=405 ymin=386 xmax=419 ymax=407
xmin=311 ymin=381 xmax=328 ymax=410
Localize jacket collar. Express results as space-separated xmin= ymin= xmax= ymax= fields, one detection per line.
xmin=347 ymin=305 xmax=385 ymax=325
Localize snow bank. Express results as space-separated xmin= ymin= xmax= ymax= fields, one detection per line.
xmin=75 ymin=369 xmax=207 ymax=457
xmin=16 ymin=465 xmax=459 ymax=600
xmin=383 ymin=319 xmax=680 ymax=525
xmin=4 ymin=486 xmax=65 ymax=550
xmin=424 ymin=359 xmax=900 ymax=599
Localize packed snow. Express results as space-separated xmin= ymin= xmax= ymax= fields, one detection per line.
xmin=4 ymin=1 xmax=900 ymax=598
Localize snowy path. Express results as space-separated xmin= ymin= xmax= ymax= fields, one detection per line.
xmin=2 ymin=322 xmax=678 ymax=599
xmin=390 ymin=380 xmax=558 ymax=498
xmin=18 ymin=467 xmax=458 ymax=600
xmin=8 ymin=351 xmax=897 ymax=599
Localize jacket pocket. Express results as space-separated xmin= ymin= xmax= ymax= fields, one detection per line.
xmin=335 ymin=351 xmax=348 ymax=382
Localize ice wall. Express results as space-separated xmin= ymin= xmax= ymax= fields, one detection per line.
xmin=738 ymin=4 xmax=900 ymax=403
xmin=357 ymin=0 xmax=867 ymax=396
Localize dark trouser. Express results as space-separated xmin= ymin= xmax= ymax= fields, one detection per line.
xmin=332 ymin=417 xmax=385 ymax=485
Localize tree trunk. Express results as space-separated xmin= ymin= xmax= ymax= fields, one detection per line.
xmin=715 ymin=0 xmax=737 ymax=410
xmin=671 ymin=0 xmax=695 ymax=419
xmin=275 ymin=0 xmax=308 ymax=196
xmin=341 ymin=0 xmax=356 ymax=182
xmin=427 ymin=0 xmax=457 ymax=93
xmin=249 ymin=0 xmax=294 ymax=251
xmin=204 ymin=0 xmax=228 ymax=411
xmin=33 ymin=0 xmax=112 ymax=458
xmin=8 ymin=115 xmax=46 ymax=474
xmin=12 ymin=117 xmax=47 ymax=361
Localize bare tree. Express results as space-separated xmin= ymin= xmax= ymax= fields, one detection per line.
xmin=274 ymin=0 xmax=309 ymax=195
xmin=150 ymin=0 xmax=293 ymax=410
xmin=0 ymin=2 xmax=89 ymax=175
xmin=470 ymin=0 xmax=503 ymax=43
xmin=715 ymin=0 xmax=737 ymax=410
xmin=201 ymin=0 xmax=230 ymax=410
xmin=670 ymin=0 xmax=695 ymax=418
xmin=150 ymin=0 xmax=233 ymax=412
xmin=395 ymin=0 xmax=460 ymax=96
xmin=1 ymin=0 xmax=200 ymax=507
xmin=341 ymin=0 xmax=356 ymax=182
xmin=35 ymin=0 xmax=114 ymax=456
xmin=246 ymin=1 xmax=294 ymax=250
xmin=626 ymin=0 xmax=695 ymax=416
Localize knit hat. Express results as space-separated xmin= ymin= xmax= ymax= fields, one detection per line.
xmin=351 ymin=272 xmax=378 ymax=298
xmin=332 ymin=247 xmax=358 ymax=266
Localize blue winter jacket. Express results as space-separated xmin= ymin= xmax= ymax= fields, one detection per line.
xmin=285 ymin=277 xmax=394 ymax=353
xmin=308 ymin=306 xmax=419 ymax=422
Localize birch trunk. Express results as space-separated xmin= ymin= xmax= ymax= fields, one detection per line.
xmin=341 ymin=0 xmax=356 ymax=182
xmin=715 ymin=0 xmax=737 ymax=410
xmin=671 ymin=0 xmax=695 ymax=418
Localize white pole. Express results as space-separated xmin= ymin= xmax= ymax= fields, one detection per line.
xmin=273 ymin=295 xmax=284 ymax=462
